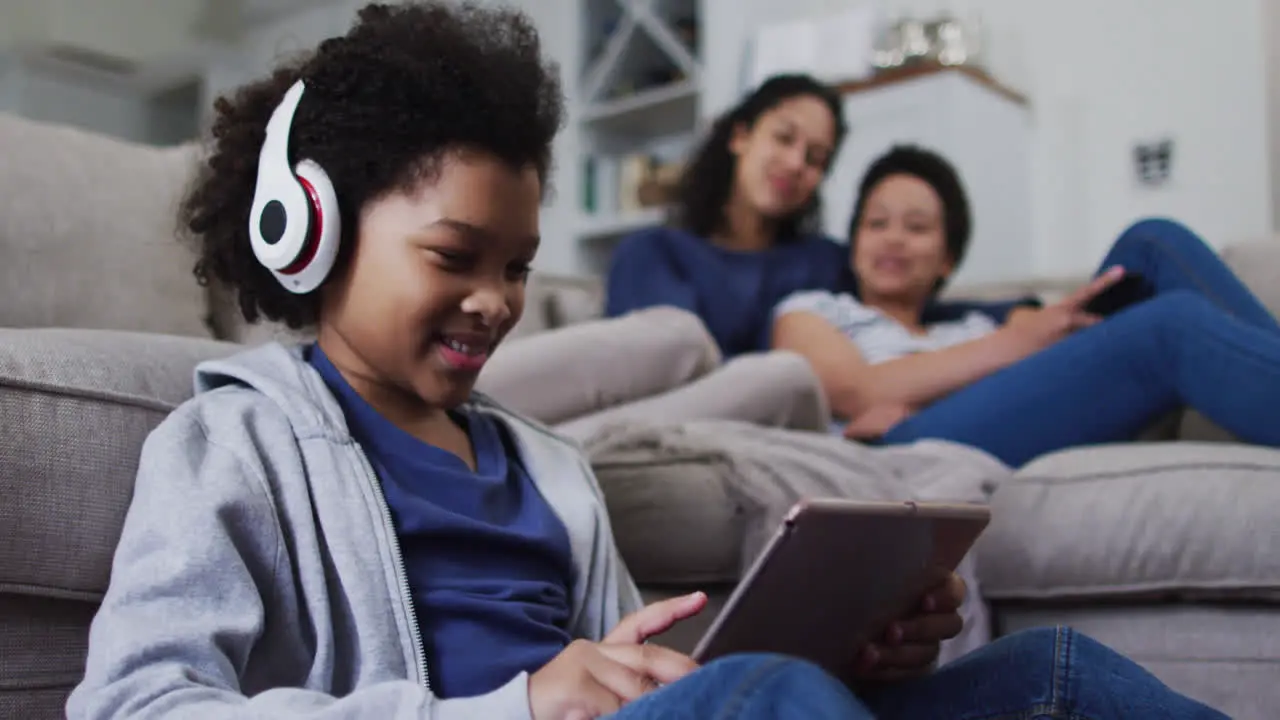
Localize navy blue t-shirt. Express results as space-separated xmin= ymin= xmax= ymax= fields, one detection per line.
xmin=605 ymin=227 xmax=853 ymax=359
xmin=308 ymin=346 xmax=574 ymax=699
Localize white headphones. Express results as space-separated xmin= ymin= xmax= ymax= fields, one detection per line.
xmin=248 ymin=79 xmax=341 ymax=294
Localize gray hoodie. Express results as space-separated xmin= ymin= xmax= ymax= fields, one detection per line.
xmin=66 ymin=342 xmax=645 ymax=720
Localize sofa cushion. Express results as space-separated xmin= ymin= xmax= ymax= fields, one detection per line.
xmin=0 ymin=328 xmax=238 ymax=601
xmin=588 ymin=420 xmax=1003 ymax=586
xmin=0 ymin=594 xmax=97 ymax=719
xmin=0 ymin=114 xmax=209 ymax=337
xmin=592 ymin=445 xmax=745 ymax=586
xmin=976 ymin=442 xmax=1280 ymax=601
xmin=543 ymin=275 xmax=604 ymax=328
xmin=476 ymin=307 xmax=721 ymax=426
xmin=0 ymin=328 xmax=238 ymax=716
xmin=1221 ymin=239 xmax=1280 ymax=318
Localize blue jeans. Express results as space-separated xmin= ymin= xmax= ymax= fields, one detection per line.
xmin=606 ymin=626 xmax=1226 ymax=719
xmin=880 ymin=217 xmax=1280 ymax=467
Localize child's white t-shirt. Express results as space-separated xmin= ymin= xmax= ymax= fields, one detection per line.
xmin=775 ymin=290 xmax=999 ymax=365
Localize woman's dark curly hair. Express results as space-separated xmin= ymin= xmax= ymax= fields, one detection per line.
xmin=847 ymin=145 xmax=972 ymax=279
xmin=184 ymin=1 xmax=564 ymax=330
xmin=673 ymin=73 xmax=847 ymax=241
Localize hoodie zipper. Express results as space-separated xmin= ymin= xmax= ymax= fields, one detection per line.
xmin=358 ymin=452 xmax=431 ymax=691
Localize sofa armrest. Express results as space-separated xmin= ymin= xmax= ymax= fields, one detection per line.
xmin=475 ymin=307 xmax=719 ymax=425
xmin=0 ymin=328 xmax=238 ymax=601
xmin=1221 ymin=239 xmax=1280 ymax=319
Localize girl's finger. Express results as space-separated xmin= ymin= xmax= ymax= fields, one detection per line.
xmin=597 ymin=643 xmax=700 ymax=686
xmin=897 ymin=611 xmax=964 ymax=644
xmin=587 ymin=650 xmax=658 ymax=704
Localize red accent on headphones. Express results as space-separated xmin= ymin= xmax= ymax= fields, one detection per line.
xmin=278 ymin=176 xmax=325 ymax=276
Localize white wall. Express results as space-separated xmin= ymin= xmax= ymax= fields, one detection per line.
xmin=705 ymin=0 xmax=1273 ymax=278
xmin=1014 ymin=0 xmax=1269 ymax=276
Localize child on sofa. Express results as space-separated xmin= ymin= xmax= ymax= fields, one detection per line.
xmin=774 ymin=145 xmax=1280 ymax=468
xmin=67 ymin=3 xmax=1228 ymax=718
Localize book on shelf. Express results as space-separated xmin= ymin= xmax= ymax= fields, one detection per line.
xmin=583 ymin=152 xmax=683 ymax=218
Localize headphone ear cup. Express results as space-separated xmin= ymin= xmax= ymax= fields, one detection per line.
xmin=269 ymin=159 xmax=341 ymax=295
xmin=249 ymin=81 xmax=313 ymax=274
xmin=249 ymin=166 xmax=312 ymax=273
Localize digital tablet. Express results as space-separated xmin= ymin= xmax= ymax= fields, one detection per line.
xmin=690 ymin=498 xmax=991 ymax=677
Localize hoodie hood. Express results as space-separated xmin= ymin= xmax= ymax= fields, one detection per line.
xmin=195 ymin=341 xmax=350 ymax=439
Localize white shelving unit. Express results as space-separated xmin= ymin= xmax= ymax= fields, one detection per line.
xmin=575 ymin=0 xmax=703 ymax=273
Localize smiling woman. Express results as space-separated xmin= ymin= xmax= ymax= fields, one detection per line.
xmin=602 ymin=73 xmax=855 ymax=360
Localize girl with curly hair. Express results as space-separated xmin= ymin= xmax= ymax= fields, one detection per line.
xmin=68 ymin=3 xmax=1227 ymax=719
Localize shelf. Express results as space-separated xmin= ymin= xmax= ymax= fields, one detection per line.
xmin=578 ymin=206 xmax=670 ymax=245
xmin=632 ymin=0 xmax=699 ymax=76
xmin=580 ymin=0 xmax=700 ymax=104
xmin=580 ymin=79 xmax=699 ymax=138
xmin=581 ymin=13 xmax=636 ymax=102
xmin=574 ymin=0 xmax=700 ymax=275
xmin=581 ymin=0 xmax=626 ymax=71
xmin=835 ymin=62 xmax=1028 ymax=107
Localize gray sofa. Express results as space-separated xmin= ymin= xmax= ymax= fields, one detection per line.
xmin=2 ymin=113 xmax=1276 ymax=719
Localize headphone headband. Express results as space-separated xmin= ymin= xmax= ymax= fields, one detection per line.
xmin=262 ymin=80 xmax=305 ymax=177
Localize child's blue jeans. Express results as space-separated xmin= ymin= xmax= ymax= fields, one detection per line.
xmin=606 ymin=626 xmax=1226 ymax=719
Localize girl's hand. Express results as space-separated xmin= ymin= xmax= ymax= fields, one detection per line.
xmin=1004 ymin=266 xmax=1125 ymax=352
xmin=843 ymin=402 xmax=914 ymax=440
xmin=851 ymin=572 xmax=966 ymax=683
xmin=528 ymin=593 xmax=706 ymax=720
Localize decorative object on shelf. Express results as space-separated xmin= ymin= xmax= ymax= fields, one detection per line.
xmin=932 ymin=16 xmax=980 ymax=67
xmin=617 ymin=153 xmax=652 ymax=213
xmin=872 ymin=13 xmax=985 ymax=72
xmin=637 ymin=159 xmax=684 ymax=208
xmin=584 ymin=153 xmax=684 ymax=217
xmin=883 ymin=18 xmax=932 ymax=68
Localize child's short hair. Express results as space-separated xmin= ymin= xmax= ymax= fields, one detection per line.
xmin=184 ymin=1 xmax=564 ymax=329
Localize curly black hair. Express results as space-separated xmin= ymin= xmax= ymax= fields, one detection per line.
xmin=184 ymin=1 xmax=565 ymax=330
xmin=673 ymin=73 xmax=847 ymax=241
xmin=847 ymin=145 xmax=972 ymax=276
